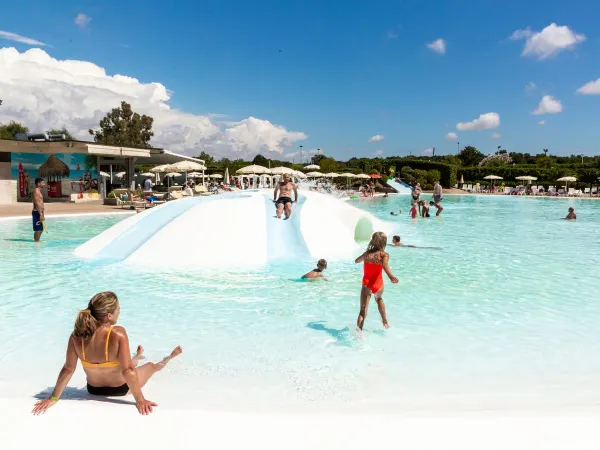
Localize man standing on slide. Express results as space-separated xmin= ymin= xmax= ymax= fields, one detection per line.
xmin=273 ymin=173 xmax=298 ymax=219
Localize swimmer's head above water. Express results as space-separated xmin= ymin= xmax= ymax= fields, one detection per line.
xmin=317 ymin=259 xmax=327 ymax=270
xmin=392 ymin=235 xmax=401 ymax=245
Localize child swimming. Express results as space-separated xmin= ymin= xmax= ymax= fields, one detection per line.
xmin=302 ymin=259 xmax=328 ymax=281
xmin=355 ymin=232 xmax=399 ymax=330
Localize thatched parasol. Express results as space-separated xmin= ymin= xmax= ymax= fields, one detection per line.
xmin=38 ymin=154 xmax=70 ymax=181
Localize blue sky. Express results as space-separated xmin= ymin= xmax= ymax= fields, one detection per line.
xmin=1 ymin=0 xmax=600 ymax=159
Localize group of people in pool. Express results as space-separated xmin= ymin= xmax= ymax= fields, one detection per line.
xmin=302 ymin=231 xmax=413 ymax=332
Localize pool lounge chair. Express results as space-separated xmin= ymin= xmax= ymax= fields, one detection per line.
xmin=195 ymin=185 xmax=212 ymax=196
xmin=591 ymin=187 xmax=598 ymax=197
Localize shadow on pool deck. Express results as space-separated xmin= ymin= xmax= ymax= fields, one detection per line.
xmin=33 ymin=386 xmax=135 ymax=406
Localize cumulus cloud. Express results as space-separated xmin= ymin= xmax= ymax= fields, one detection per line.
xmin=0 ymin=47 xmax=307 ymax=159
xmin=533 ymin=95 xmax=563 ymax=115
xmin=74 ymin=14 xmax=92 ymax=28
xmin=0 ymin=30 xmax=47 ymax=46
xmin=456 ymin=112 xmax=500 ymax=131
xmin=368 ymin=134 xmax=385 ymax=143
xmin=538 ymin=120 xmax=546 ymax=125
xmin=427 ymin=38 xmax=446 ymax=55
xmin=576 ymin=78 xmax=600 ymax=95
xmin=492 ymin=133 xmax=502 ymax=139
xmin=372 ymin=149 xmax=384 ymax=157
xmin=511 ymin=23 xmax=586 ymax=60
xmin=445 ymin=132 xmax=458 ymax=141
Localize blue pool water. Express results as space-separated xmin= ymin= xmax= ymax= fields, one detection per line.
xmin=1 ymin=195 xmax=599 ymax=413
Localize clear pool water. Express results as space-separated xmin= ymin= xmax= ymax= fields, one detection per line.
xmin=1 ymin=195 xmax=599 ymax=413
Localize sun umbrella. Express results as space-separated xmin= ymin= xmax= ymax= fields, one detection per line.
xmin=369 ymin=174 xmax=382 ymax=179
xmin=357 ymin=174 xmax=371 ymax=179
xmin=304 ymin=164 xmax=320 ymax=170
xmin=557 ymin=176 xmax=577 ymax=192
xmin=224 ymin=167 xmax=230 ymax=185
xmin=516 ymin=175 xmax=537 ymax=185
xmin=187 ymin=172 xmax=203 ymax=178
xmin=339 ymin=172 xmax=356 ymax=187
xmin=325 ymin=173 xmax=340 ymax=178
xmin=459 ymin=174 xmax=464 ymax=185
xmin=167 ymin=160 xmax=207 ymax=172
xmin=484 ymin=174 xmax=503 ymax=188
xmin=236 ymin=165 xmax=270 ymax=174
xmin=115 ymin=171 xmax=126 ymax=178
xmin=270 ymin=166 xmax=295 ymax=175
xmin=305 ymin=171 xmax=324 ymax=177
xmin=140 ymin=172 xmax=154 ymax=177
xmin=293 ymin=171 xmax=307 ymax=179
xmin=150 ymin=164 xmax=171 ymax=173
xmin=165 ymin=172 xmax=181 ymax=177
xmin=99 ymin=171 xmax=110 ymax=177
xmin=211 ymin=174 xmax=223 ymax=179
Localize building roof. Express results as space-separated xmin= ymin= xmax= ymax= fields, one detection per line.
xmin=0 ymin=139 xmax=204 ymax=165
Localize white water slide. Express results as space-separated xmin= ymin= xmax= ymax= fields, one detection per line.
xmin=75 ymin=190 xmax=390 ymax=269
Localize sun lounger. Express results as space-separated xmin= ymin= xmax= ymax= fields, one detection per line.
xmin=194 ymin=185 xmax=212 ymax=196
xmin=591 ymin=187 xmax=598 ymax=197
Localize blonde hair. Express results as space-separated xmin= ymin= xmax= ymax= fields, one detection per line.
xmin=72 ymin=292 xmax=119 ymax=341
xmin=366 ymin=231 xmax=387 ymax=253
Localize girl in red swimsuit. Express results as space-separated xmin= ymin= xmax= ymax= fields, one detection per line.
xmin=355 ymin=232 xmax=399 ymax=330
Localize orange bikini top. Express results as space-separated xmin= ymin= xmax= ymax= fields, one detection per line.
xmin=81 ymin=325 xmax=120 ymax=369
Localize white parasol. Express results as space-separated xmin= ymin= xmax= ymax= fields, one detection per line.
xmin=557 ymin=176 xmax=577 ymax=191
xmin=304 ymin=164 xmax=320 ymax=170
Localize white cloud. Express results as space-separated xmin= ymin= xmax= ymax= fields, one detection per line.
xmin=445 ymin=132 xmax=458 ymax=141
xmin=74 ymin=14 xmax=92 ymax=28
xmin=510 ymin=28 xmax=533 ymax=40
xmin=533 ymin=95 xmax=563 ymax=115
xmin=427 ymin=38 xmax=446 ymax=55
xmin=422 ymin=148 xmax=433 ymax=155
xmin=524 ymin=81 xmax=537 ymax=92
xmin=456 ymin=112 xmax=500 ymax=131
xmin=511 ymin=23 xmax=586 ymax=60
xmin=368 ymin=134 xmax=385 ymax=143
xmin=0 ymin=47 xmax=307 ymax=159
xmin=0 ymin=30 xmax=47 ymax=46
xmin=492 ymin=133 xmax=502 ymax=139
xmin=386 ymin=31 xmax=399 ymax=40
xmin=538 ymin=120 xmax=546 ymax=126
xmin=576 ymin=78 xmax=600 ymax=95
xmin=372 ymin=150 xmax=384 ymax=157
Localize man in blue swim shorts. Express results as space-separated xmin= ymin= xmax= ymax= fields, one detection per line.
xmin=32 ymin=178 xmax=46 ymax=242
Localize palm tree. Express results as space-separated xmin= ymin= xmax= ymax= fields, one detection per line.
xmin=543 ymin=148 xmax=548 ymax=156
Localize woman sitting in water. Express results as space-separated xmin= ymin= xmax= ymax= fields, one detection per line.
xmin=32 ymin=291 xmax=182 ymax=415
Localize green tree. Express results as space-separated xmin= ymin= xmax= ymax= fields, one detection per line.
xmin=197 ymin=151 xmax=215 ymax=165
xmin=319 ymin=157 xmax=337 ymax=173
xmin=89 ymin=101 xmax=154 ymax=148
xmin=47 ymin=128 xmax=74 ymax=140
xmin=0 ymin=121 xmax=29 ymax=139
xmin=458 ymin=146 xmax=485 ymax=167
xmin=252 ymin=154 xmax=269 ymax=166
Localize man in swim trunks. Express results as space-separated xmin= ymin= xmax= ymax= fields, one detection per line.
xmin=273 ymin=173 xmax=298 ymax=219
xmin=32 ymin=178 xmax=45 ymax=242
xmin=432 ymin=181 xmax=444 ymax=216
xmin=564 ymin=207 xmax=576 ymax=220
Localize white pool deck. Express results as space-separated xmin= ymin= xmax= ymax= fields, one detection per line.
xmin=2 ymin=398 xmax=599 ymax=449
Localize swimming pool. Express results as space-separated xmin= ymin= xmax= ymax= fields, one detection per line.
xmin=1 ymin=195 xmax=599 ymax=414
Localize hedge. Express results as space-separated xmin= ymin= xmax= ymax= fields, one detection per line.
xmin=387 ymin=158 xmax=457 ymax=188
xmin=459 ymin=165 xmax=600 ymax=186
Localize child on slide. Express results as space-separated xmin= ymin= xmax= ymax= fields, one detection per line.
xmin=355 ymin=232 xmax=398 ymax=330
